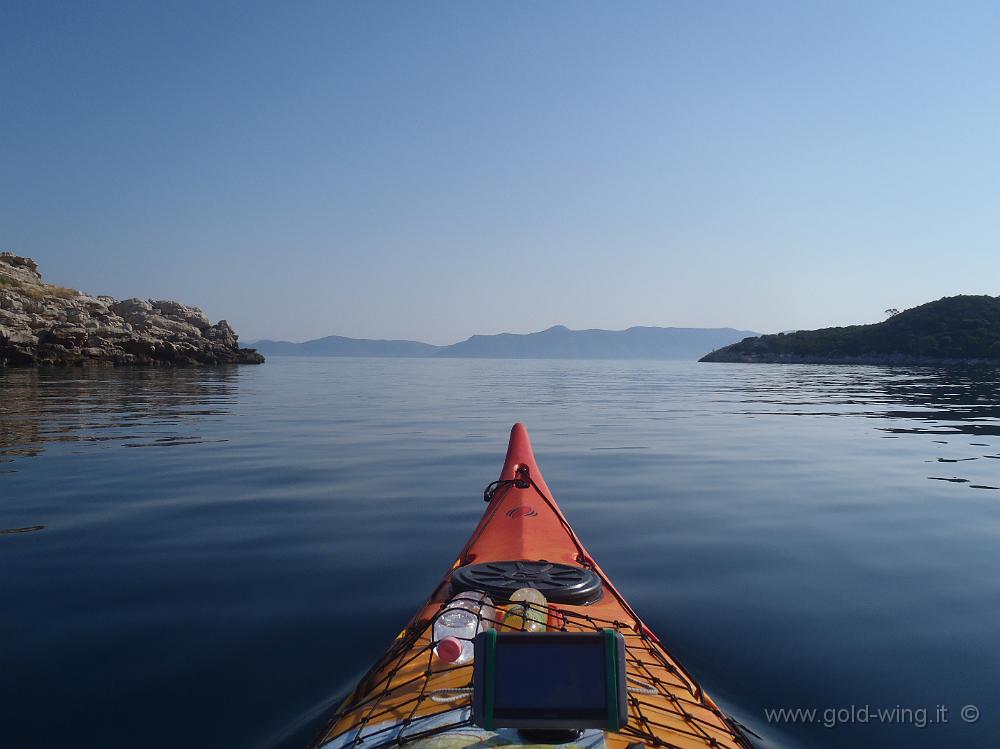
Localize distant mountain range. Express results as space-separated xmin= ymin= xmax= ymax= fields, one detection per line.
xmin=249 ymin=335 xmax=438 ymax=358
xmin=251 ymin=325 xmax=759 ymax=360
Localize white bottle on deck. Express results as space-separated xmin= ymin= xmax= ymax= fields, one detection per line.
xmin=432 ymin=591 xmax=496 ymax=665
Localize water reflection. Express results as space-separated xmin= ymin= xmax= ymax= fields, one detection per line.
xmin=1 ymin=359 xmax=999 ymax=749
xmin=716 ymin=364 xmax=1000 ymax=492
xmin=877 ymin=367 xmax=1000 ymax=432
xmin=0 ymin=367 xmax=240 ymax=468
xmin=1 ymin=363 xmax=998 ymax=491
xmin=0 ymin=524 xmax=46 ymax=534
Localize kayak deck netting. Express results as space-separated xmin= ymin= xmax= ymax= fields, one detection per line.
xmin=311 ymin=425 xmax=752 ymax=749
xmin=314 ymin=604 xmax=750 ymax=749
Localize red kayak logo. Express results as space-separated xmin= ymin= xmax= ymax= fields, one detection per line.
xmin=506 ymin=506 xmax=538 ymax=518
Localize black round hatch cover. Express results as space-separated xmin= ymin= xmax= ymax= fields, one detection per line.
xmin=451 ymin=560 xmax=603 ymax=605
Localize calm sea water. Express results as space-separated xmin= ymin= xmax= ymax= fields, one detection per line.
xmin=2 ymin=358 xmax=999 ymax=749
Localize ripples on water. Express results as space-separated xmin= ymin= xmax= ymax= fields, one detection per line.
xmin=1 ymin=360 xmax=998 ymax=749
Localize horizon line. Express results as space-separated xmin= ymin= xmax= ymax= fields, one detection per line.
xmin=247 ymin=323 xmax=762 ymax=347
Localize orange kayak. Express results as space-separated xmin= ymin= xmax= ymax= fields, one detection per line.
xmin=311 ymin=423 xmax=754 ymax=749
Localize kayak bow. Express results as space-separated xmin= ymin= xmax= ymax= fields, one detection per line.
xmin=312 ymin=423 xmax=753 ymax=749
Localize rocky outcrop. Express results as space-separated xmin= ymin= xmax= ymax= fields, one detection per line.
xmin=0 ymin=252 xmax=264 ymax=366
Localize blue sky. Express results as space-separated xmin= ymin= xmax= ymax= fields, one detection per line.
xmin=2 ymin=1 xmax=998 ymax=343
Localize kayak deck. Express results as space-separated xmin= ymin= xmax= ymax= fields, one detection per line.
xmin=312 ymin=425 xmax=752 ymax=749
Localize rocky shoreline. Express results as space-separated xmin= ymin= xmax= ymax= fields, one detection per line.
xmin=700 ymin=351 xmax=1000 ymax=366
xmin=0 ymin=253 xmax=264 ymax=367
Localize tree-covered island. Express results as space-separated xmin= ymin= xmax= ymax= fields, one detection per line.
xmin=700 ymin=295 xmax=1000 ymax=365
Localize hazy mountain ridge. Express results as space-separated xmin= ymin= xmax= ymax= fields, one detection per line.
xmin=252 ymin=335 xmax=438 ymax=357
xmin=253 ymin=325 xmax=759 ymax=360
